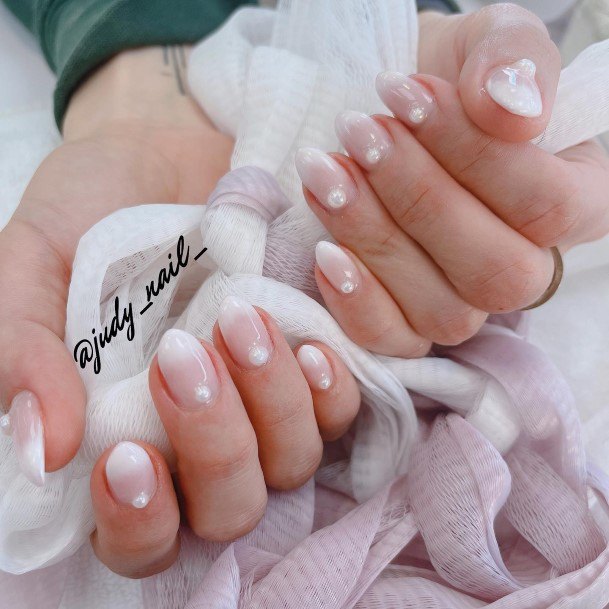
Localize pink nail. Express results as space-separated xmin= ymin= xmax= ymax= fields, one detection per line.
xmin=106 ymin=442 xmax=157 ymax=509
xmin=315 ymin=241 xmax=361 ymax=295
xmin=158 ymin=329 xmax=219 ymax=409
xmin=376 ymin=72 xmax=435 ymax=125
xmin=335 ymin=111 xmax=393 ymax=169
xmin=295 ymin=147 xmax=358 ymax=211
xmin=10 ymin=390 xmax=45 ymax=486
xmin=297 ymin=345 xmax=334 ymax=391
xmin=218 ymin=296 xmax=273 ymax=369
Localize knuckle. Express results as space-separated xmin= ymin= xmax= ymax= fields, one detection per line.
xmin=258 ymin=394 xmax=311 ymax=434
xmin=394 ymin=176 xmax=442 ymax=231
xmin=265 ymin=438 xmax=323 ymax=491
xmin=189 ymin=499 xmax=266 ymax=543
xmin=187 ymin=434 xmax=259 ymax=483
xmin=516 ymin=178 xmax=583 ymax=246
xmin=419 ymin=306 xmax=487 ymax=346
xmin=470 ymin=253 xmax=548 ymax=312
xmin=359 ymin=224 xmax=403 ymax=260
xmin=454 ymin=135 xmax=502 ymax=182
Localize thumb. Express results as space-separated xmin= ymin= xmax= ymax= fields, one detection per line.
xmin=0 ymin=220 xmax=86 ymax=485
xmin=456 ymin=3 xmax=561 ymax=142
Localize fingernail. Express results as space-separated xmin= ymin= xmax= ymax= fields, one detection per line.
xmin=218 ymin=296 xmax=273 ymax=369
xmin=10 ymin=391 xmax=45 ymax=486
xmin=158 ymin=329 xmax=219 ymax=409
xmin=297 ymin=345 xmax=334 ymax=391
xmin=376 ymin=72 xmax=435 ymax=125
xmin=295 ymin=147 xmax=357 ymax=211
xmin=106 ymin=442 xmax=157 ymax=509
xmin=335 ymin=111 xmax=393 ymax=170
xmin=315 ymin=241 xmax=361 ymax=295
xmin=484 ymin=59 xmax=542 ymax=118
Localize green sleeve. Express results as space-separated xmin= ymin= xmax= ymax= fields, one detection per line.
xmin=3 ymin=0 xmax=255 ymax=129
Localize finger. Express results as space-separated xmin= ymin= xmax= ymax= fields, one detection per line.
xmin=213 ymin=296 xmax=323 ymax=490
xmin=296 ymin=148 xmax=487 ymax=345
xmin=376 ymin=73 xmax=608 ymax=249
xmin=90 ymin=442 xmax=180 ymax=579
xmin=334 ymin=105 xmax=553 ymax=312
xmin=0 ymin=220 xmax=86 ymax=485
xmin=314 ymin=241 xmax=431 ymax=358
xmin=454 ymin=3 xmax=561 ymax=141
xmin=295 ymin=342 xmax=361 ymax=441
xmin=150 ymin=329 xmax=267 ymax=541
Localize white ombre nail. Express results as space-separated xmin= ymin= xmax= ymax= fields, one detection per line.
xmin=295 ymin=147 xmax=357 ymax=211
xmin=484 ymin=59 xmax=542 ymax=118
xmin=158 ymin=329 xmax=219 ymax=409
xmin=106 ymin=442 xmax=157 ymax=509
xmin=376 ymin=72 xmax=435 ymax=125
xmin=297 ymin=345 xmax=334 ymax=391
xmin=218 ymin=296 xmax=273 ymax=369
xmin=10 ymin=391 xmax=45 ymax=486
xmin=315 ymin=241 xmax=361 ymax=295
xmin=335 ymin=111 xmax=393 ymax=170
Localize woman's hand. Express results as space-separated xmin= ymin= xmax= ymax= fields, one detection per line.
xmin=88 ymin=303 xmax=360 ymax=578
xmin=0 ymin=47 xmax=232 ymax=482
xmin=295 ymin=75 xmax=609 ymax=356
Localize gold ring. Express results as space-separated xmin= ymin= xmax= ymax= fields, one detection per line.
xmin=521 ymin=247 xmax=563 ymax=310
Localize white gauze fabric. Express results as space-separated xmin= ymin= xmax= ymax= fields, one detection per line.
xmin=2 ymin=2 xmax=609 ymax=608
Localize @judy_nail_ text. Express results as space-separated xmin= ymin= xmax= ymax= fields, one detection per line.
xmin=73 ymin=235 xmax=207 ymax=374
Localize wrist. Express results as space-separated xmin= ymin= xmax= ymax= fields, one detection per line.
xmin=63 ymin=46 xmax=214 ymax=144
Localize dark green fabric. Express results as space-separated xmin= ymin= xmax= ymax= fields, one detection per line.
xmin=417 ymin=0 xmax=460 ymax=13
xmin=3 ymin=0 xmax=255 ymax=129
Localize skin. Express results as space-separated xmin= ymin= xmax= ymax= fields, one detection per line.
xmin=1 ymin=3 xmax=608 ymax=576
xmin=308 ymin=7 xmax=609 ymax=356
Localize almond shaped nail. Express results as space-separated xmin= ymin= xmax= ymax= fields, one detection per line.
xmin=11 ymin=390 xmax=45 ymax=486
xmin=484 ymin=58 xmax=542 ymax=118
xmin=335 ymin=111 xmax=393 ymax=170
xmin=106 ymin=442 xmax=157 ymax=509
xmin=315 ymin=241 xmax=361 ymax=295
xmin=158 ymin=329 xmax=219 ymax=409
xmin=376 ymin=72 xmax=435 ymax=125
xmin=295 ymin=147 xmax=357 ymax=210
xmin=297 ymin=345 xmax=334 ymax=391
xmin=218 ymin=296 xmax=273 ymax=369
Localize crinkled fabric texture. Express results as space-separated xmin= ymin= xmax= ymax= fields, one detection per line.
xmin=3 ymin=1 xmax=609 ymax=608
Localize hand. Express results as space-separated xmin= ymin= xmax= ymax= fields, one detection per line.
xmin=295 ymin=75 xmax=609 ymax=356
xmin=417 ymin=3 xmax=561 ymax=142
xmin=0 ymin=47 xmax=232 ymax=483
xmin=88 ymin=303 xmax=360 ymax=578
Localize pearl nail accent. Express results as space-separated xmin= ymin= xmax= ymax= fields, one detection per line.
xmin=484 ymin=59 xmax=542 ymax=118
xmin=10 ymin=391 xmax=45 ymax=486
xmin=297 ymin=345 xmax=334 ymax=392
xmin=106 ymin=442 xmax=157 ymax=509
xmin=327 ymin=187 xmax=348 ymax=209
xmin=158 ymin=329 xmax=219 ymax=409
xmin=315 ymin=241 xmax=361 ymax=296
xmin=218 ymin=296 xmax=273 ymax=370
xmin=335 ymin=111 xmax=393 ymax=170
xmin=376 ymin=72 xmax=435 ymax=126
xmin=295 ymin=147 xmax=358 ymax=211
